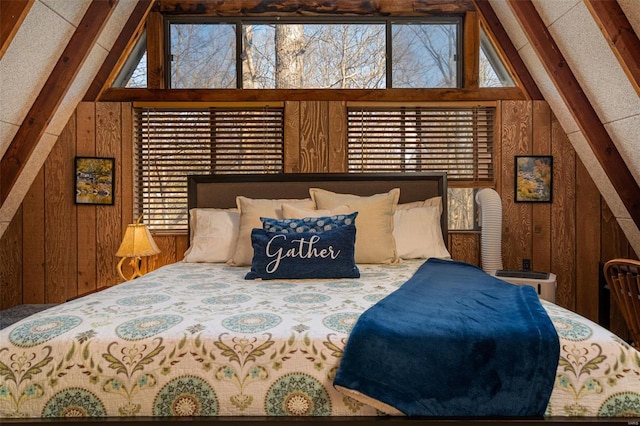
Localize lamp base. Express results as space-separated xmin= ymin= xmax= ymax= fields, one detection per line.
xmin=117 ymin=256 xmax=144 ymax=281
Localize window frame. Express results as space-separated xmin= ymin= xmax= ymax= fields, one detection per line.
xmin=163 ymin=16 xmax=463 ymax=90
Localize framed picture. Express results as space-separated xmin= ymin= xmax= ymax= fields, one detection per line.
xmin=75 ymin=157 xmax=115 ymax=205
xmin=515 ymin=155 xmax=553 ymax=203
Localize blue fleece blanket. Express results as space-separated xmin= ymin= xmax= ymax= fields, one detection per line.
xmin=334 ymin=259 xmax=559 ymax=417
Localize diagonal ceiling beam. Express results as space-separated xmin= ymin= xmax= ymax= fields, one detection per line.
xmin=584 ymin=0 xmax=640 ymax=98
xmin=0 ymin=0 xmax=118 ymax=205
xmin=507 ymin=0 xmax=640 ymax=228
xmin=84 ymin=0 xmax=153 ymax=101
xmin=472 ymin=0 xmax=543 ymax=100
xmin=0 ymin=0 xmax=34 ymax=60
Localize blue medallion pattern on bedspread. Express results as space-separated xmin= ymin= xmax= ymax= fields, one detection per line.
xmin=1 ymin=259 xmax=639 ymax=418
xmin=334 ymin=258 xmax=560 ymax=416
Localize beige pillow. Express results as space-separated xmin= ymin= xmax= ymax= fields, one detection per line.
xmin=183 ymin=208 xmax=239 ymax=263
xmin=282 ymin=203 xmax=353 ymax=219
xmin=228 ymin=197 xmax=315 ymax=266
xmin=394 ymin=206 xmax=450 ymax=260
xmin=309 ymin=188 xmax=400 ymax=264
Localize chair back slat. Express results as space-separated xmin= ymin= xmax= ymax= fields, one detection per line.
xmin=604 ymin=259 xmax=640 ymax=350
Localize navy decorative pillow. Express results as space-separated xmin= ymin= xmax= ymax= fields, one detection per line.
xmin=245 ymin=225 xmax=360 ymax=280
xmin=262 ymin=212 xmax=357 ymax=234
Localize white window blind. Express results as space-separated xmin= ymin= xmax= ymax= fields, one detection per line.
xmin=347 ymin=106 xmax=495 ymax=183
xmin=134 ymin=107 xmax=284 ymax=231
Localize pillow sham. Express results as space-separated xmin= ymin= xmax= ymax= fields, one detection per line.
xmin=310 ymin=188 xmax=400 ymax=264
xmin=228 ymin=197 xmax=315 ymax=266
xmin=397 ymin=196 xmax=442 ymax=214
xmin=394 ymin=206 xmax=451 ymax=260
xmin=183 ymin=208 xmax=239 ymax=263
xmin=262 ymin=212 xmax=358 ymax=234
xmin=245 ymin=225 xmax=360 ymax=280
xmin=281 ymin=203 xmax=353 ymax=219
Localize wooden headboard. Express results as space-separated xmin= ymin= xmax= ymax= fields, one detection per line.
xmin=187 ymin=172 xmax=448 ymax=245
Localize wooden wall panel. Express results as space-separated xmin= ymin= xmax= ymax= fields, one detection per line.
xmin=550 ymin=115 xmax=576 ymax=310
xmin=499 ymin=100 xmax=532 ymax=270
xmin=45 ymin=114 xmax=77 ymax=303
xmin=120 ymin=103 xmax=134 ymax=230
xmin=146 ymin=235 xmax=178 ymax=272
xmin=575 ymin=160 xmax=601 ymax=321
xmin=0 ymin=207 xmax=22 ymax=309
xmin=76 ymin=103 xmax=97 ymax=295
xmin=96 ymin=103 xmax=123 ymax=287
xmin=299 ymin=101 xmax=329 ymax=173
xmin=284 ymin=101 xmax=300 ymax=173
xmin=531 ymin=101 xmax=551 ymax=273
xmin=449 ymin=233 xmax=480 ymax=265
xmin=328 ymin=101 xmax=347 ymax=172
xmin=21 ymin=169 xmax=45 ymax=303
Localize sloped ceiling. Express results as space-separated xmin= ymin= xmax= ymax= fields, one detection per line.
xmin=0 ymin=0 xmax=639 ymax=256
xmin=489 ymin=0 xmax=640 ymax=253
xmin=0 ymin=0 xmax=138 ymax=235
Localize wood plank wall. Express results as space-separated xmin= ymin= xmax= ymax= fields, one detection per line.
xmin=1 ymin=100 xmax=636 ymax=336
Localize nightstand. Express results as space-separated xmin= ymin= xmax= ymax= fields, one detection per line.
xmin=490 ymin=271 xmax=557 ymax=303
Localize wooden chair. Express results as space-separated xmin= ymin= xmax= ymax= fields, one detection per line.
xmin=603 ymin=258 xmax=640 ymax=350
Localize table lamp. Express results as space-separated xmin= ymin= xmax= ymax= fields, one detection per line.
xmin=116 ymin=214 xmax=161 ymax=281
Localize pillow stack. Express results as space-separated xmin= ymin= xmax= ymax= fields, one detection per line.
xmin=183 ymin=187 xmax=450 ymax=275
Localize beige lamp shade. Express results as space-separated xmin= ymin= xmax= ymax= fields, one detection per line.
xmin=116 ymin=215 xmax=160 ymax=281
xmin=116 ymin=223 xmax=161 ymax=258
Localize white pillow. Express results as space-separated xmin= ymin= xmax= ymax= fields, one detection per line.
xmin=282 ymin=203 xmax=353 ymax=219
xmin=397 ymin=196 xmax=442 ymax=214
xmin=183 ymin=208 xmax=239 ymax=263
xmin=228 ymin=197 xmax=315 ymax=266
xmin=310 ymin=188 xmax=400 ymax=264
xmin=394 ymin=206 xmax=450 ymax=260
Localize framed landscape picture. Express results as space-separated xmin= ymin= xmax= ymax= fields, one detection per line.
xmin=75 ymin=157 xmax=115 ymax=205
xmin=515 ymin=156 xmax=553 ymax=203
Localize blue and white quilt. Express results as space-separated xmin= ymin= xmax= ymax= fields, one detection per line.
xmin=0 ymin=260 xmax=638 ymax=418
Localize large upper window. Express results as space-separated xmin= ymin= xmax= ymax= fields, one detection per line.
xmin=166 ymin=18 xmax=461 ymax=89
xmin=134 ymin=106 xmax=284 ymax=231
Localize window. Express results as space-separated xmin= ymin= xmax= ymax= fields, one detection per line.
xmin=134 ymin=106 xmax=284 ymax=231
xmin=392 ymin=22 xmax=460 ymax=88
xmin=113 ymin=31 xmax=148 ymax=88
xmin=166 ymin=18 xmax=461 ymax=89
xmin=169 ymin=23 xmax=236 ymax=88
xmin=479 ymin=27 xmax=514 ymax=87
xmin=347 ymin=105 xmax=495 ymax=229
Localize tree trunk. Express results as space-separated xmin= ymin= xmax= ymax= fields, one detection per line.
xmin=275 ymin=24 xmax=304 ymax=88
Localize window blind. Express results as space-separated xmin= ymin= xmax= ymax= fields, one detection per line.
xmin=134 ymin=107 xmax=284 ymax=231
xmin=347 ymin=106 xmax=495 ymax=183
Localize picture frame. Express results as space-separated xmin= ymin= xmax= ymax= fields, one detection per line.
xmin=515 ymin=155 xmax=553 ymax=203
xmin=75 ymin=157 xmax=115 ymax=205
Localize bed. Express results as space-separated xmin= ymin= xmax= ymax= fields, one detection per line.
xmin=1 ymin=173 xmax=639 ymax=425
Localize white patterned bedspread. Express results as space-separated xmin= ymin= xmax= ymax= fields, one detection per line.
xmin=1 ymin=260 xmax=638 ymax=418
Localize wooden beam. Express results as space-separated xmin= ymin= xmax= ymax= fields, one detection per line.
xmin=0 ymin=0 xmax=118 ymax=205
xmin=84 ymin=0 xmax=153 ymax=101
xmin=507 ymin=0 xmax=640 ymax=228
xmin=463 ymin=10 xmax=480 ymax=89
xmin=0 ymin=0 xmax=34 ymax=60
xmin=473 ymin=0 xmax=543 ymax=100
xmin=584 ymin=0 xmax=640 ymax=98
xmin=146 ymin=9 xmax=165 ymax=89
xmin=158 ymin=0 xmax=475 ymax=16
xmin=100 ymin=87 xmax=526 ymax=102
